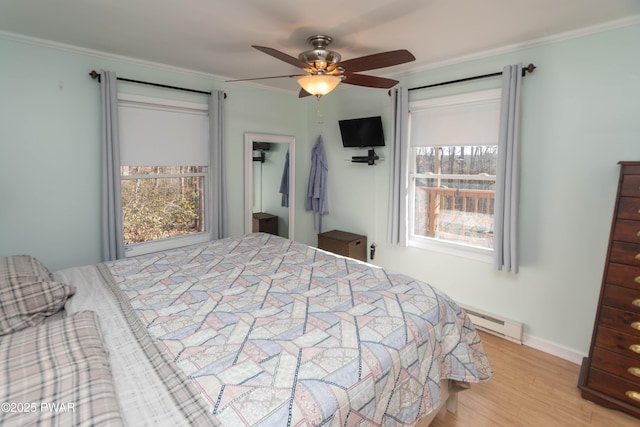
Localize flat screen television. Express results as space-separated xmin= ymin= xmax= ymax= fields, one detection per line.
xmin=338 ymin=116 xmax=385 ymax=148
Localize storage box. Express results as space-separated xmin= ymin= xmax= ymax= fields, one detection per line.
xmin=317 ymin=230 xmax=367 ymax=262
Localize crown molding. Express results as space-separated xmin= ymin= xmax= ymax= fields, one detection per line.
xmin=392 ymin=14 xmax=640 ymax=78
xmin=0 ymin=30 xmax=223 ymax=80
xmin=0 ymin=29 xmax=297 ymax=96
xmin=2 ymin=13 xmax=640 ymax=90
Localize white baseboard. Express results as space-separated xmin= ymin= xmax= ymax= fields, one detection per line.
xmin=522 ymin=333 xmax=586 ymax=365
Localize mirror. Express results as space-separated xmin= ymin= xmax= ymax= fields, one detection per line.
xmin=244 ymin=132 xmax=295 ymax=240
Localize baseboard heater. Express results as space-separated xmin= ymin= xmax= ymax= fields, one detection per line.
xmin=459 ymin=304 xmax=523 ymax=344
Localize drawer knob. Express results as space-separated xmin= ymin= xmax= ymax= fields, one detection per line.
xmin=631 ymin=344 xmax=640 ymax=354
xmin=626 ymin=391 xmax=640 ymax=402
xmin=632 ymin=322 xmax=640 ymax=331
xmin=637 ymin=230 xmax=640 ymax=237
xmin=629 ymin=367 xmax=640 ymax=378
xmin=636 ymin=253 xmax=640 ymax=260
xmin=635 ymin=276 xmax=640 ymax=284
xmin=633 ymin=299 xmax=640 ymax=308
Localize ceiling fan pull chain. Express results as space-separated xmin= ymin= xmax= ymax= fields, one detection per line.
xmin=316 ymin=99 xmax=325 ymax=135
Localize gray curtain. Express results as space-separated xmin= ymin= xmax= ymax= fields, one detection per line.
xmin=494 ymin=64 xmax=522 ymax=273
xmin=387 ymin=87 xmax=409 ymax=246
xmin=100 ymin=70 xmax=124 ymax=261
xmin=208 ymin=90 xmax=226 ymax=239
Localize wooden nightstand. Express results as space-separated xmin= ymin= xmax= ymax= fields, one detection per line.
xmin=318 ymin=230 xmax=367 ymax=262
xmin=252 ymin=212 xmax=278 ymax=235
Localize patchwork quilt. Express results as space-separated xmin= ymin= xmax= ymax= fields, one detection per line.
xmin=103 ymin=233 xmax=491 ymax=426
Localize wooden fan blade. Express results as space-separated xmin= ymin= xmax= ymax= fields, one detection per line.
xmin=252 ymin=45 xmax=315 ymax=71
xmin=342 ymin=73 xmax=399 ymax=89
xmin=337 ymin=49 xmax=415 ymax=73
xmin=225 ymin=74 xmax=301 ymax=83
xmin=298 ymin=88 xmax=313 ymax=98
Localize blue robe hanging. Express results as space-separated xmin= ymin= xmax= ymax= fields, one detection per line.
xmin=279 ymin=149 xmax=290 ymax=207
xmin=305 ymin=135 xmax=329 ymax=232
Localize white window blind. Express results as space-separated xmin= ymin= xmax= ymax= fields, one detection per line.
xmin=118 ymin=94 xmax=209 ymax=166
xmin=410 ymin=89 xmax=500 ymax=147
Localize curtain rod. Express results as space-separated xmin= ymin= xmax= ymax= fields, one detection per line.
xmin=88 ymin=70 xmax=226 ymax=99
xmin=408 ymin=63 xmax=536 ymax=92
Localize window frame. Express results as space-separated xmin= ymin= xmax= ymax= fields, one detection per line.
xmin=117 ymin=93 xmax=212 ymax=257
xmin=407 ymin=88 xmax=501 ymax=263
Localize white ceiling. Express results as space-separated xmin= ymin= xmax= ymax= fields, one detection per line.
xmin=1 ymin=0 xmax=640 ymax=93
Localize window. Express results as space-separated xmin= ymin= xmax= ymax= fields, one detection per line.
xmin=121 ymin=166 xmax=205 ymax=244
xmin=408 ymin=89 xmax=501 ymax=258
xmin=118 ymin=94 xmax=211 ymax=256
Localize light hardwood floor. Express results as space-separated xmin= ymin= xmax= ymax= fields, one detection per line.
xmin=430 ymin=331 xmax=639 ymax=427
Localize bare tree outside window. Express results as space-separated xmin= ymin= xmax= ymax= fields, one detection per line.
xmin=121 ymin=166 xmax=205 ymax=245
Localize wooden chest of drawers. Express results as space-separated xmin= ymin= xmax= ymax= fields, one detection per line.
xmin=579 ymin=162 xmax=640 ymax=418
xmin=317 ymin=230 xmax=367 ymax=262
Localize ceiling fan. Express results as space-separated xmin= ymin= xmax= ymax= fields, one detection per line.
xmin=227 ymin=35 xmax=416 ymax=98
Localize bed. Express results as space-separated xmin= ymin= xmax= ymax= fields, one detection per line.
xmin=1 ymin=233 xmax=491 ymax=426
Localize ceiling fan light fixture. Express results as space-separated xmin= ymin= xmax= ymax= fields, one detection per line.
xmin=295 ymin=74 xmax=342 ymax=96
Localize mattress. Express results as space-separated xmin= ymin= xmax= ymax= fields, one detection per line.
xmin=55 ymin=233 xmax=492 ymax=426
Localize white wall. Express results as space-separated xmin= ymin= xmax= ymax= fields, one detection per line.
xmin=303 ymin=22 xmax=640 ymax=358
xmin=0 ymin=35 xmax=308 ymax=270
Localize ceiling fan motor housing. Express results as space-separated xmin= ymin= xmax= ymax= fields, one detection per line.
xmin=298 ymin=35 xmax=341 ymax=73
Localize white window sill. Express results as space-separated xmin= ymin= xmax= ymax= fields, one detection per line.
xmin=408 ymin=235 xmax=493 ymax=264
xmin=124 ymin=232 xmax=212 ymax=257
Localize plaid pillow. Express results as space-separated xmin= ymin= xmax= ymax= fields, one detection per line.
xmin=0 ymin=255 xmax=75 ymax=336
xmin=0 ymin=311 xmax=123 ymax=426
xmin=0 ymin=254 xmax=52 ymax=282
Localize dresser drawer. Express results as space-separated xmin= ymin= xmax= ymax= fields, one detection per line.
xmin=603 ymin=284 xmax=640 ymax=314
xmin=595 ymin=326 xmax=640 ymax=360
xmin=600 ymin=306 xmax=640 ymax=337
xmin=586 ymin=368 xmax=640 ymax=409
xmin=622 ymin=174 xmax=640 ymax=197
xmin=592 ymin=347 xmax=640 ymax=384
xmin=581 ymin=163 xmax=640 ymax=418
xmin=618 ymin=197 xmax=640 ymax=221
xmin=613 ymin=220 xmax=640 ymax=244
xmin=606 ymin=263 xmax=640 ymax=291
xmin=610 ymin=242 xmax=640 ymax=267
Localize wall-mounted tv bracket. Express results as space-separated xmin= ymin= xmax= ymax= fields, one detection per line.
xmin=351 ymin=149 xmax=380 ymax=165
xmin=252 ymin=141 xmax=270 ymax=163
xmin=253 ymin=151 xmax=266 ymax=163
